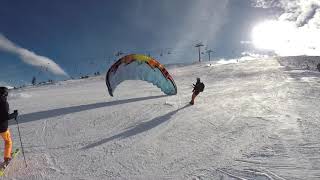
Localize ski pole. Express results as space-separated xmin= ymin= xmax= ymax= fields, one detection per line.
xmin=14 ymin=110 xmax=27 ymax=167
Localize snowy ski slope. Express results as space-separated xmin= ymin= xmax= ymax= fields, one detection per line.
xmin=3 ymin=58 xmax=320 ymax=179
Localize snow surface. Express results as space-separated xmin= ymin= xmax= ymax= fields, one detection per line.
xmin=2 ymin=58 xmax=320 ymax=179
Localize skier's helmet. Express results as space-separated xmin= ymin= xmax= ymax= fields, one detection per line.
xmin=0 ymin=87 xmax=8 ymax=97
xmin=197 ymin=78 xmax=200 ymax=82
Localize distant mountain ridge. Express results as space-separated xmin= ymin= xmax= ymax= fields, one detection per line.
xmin=277 ymin=56 xmax=320 ymax=71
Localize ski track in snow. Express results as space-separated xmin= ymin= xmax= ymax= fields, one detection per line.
xmin=2 ymin=58 xmax=320 ymax=179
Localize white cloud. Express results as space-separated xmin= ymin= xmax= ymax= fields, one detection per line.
xmin=0 ymin=34 xmax=69 ymax=76
xmin=251 ymin=0 xmax=281 ymax=8
xmin=251 ymin=0 xmax=320 ymax=56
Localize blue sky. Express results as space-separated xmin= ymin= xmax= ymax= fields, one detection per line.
xmin=0 ymin=0 xmax=290 ymax=86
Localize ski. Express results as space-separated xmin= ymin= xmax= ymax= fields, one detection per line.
xmin=0 ymin=148 xmax=20 ymax=177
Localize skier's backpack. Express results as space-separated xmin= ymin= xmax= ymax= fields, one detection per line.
xmin=198 ymin=83 xmax=205 ymax=92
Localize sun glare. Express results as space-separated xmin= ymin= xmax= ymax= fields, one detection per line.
xmin=252 ymin=20 xmax=320 ymax=56
xmin=252 ymin=20 xmax=295 ymax=51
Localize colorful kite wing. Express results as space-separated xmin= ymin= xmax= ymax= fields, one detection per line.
xmin=106 ymin=54 xmax=177 ymax=96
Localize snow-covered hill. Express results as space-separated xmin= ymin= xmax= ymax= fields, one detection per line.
xmin=3 ymin=58 xmax=320 ymax=179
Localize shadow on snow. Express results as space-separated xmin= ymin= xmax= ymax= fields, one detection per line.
xmin=11 ymin=95 xmax=167 ymax=125
xmin=81 ymin=104 xmax=191 ymax=150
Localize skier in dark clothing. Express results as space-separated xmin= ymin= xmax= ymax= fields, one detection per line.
xmin=190 ymin=78 xmax=205 ymax=105
xmin=0 ymin=87 xmax=18 ymax=166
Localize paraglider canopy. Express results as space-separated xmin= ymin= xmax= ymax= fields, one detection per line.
xmin=106 ymin=54 xmax=177 ymax=96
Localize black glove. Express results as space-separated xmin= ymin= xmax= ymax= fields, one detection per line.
xmin=13 ymin=110 xmax=18 ymax=119
xmin=8 ymin=110 xmax=18 ymax=120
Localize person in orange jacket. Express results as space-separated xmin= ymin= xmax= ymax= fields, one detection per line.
xmin=0 ymin=87 xmax=18 ymax=166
